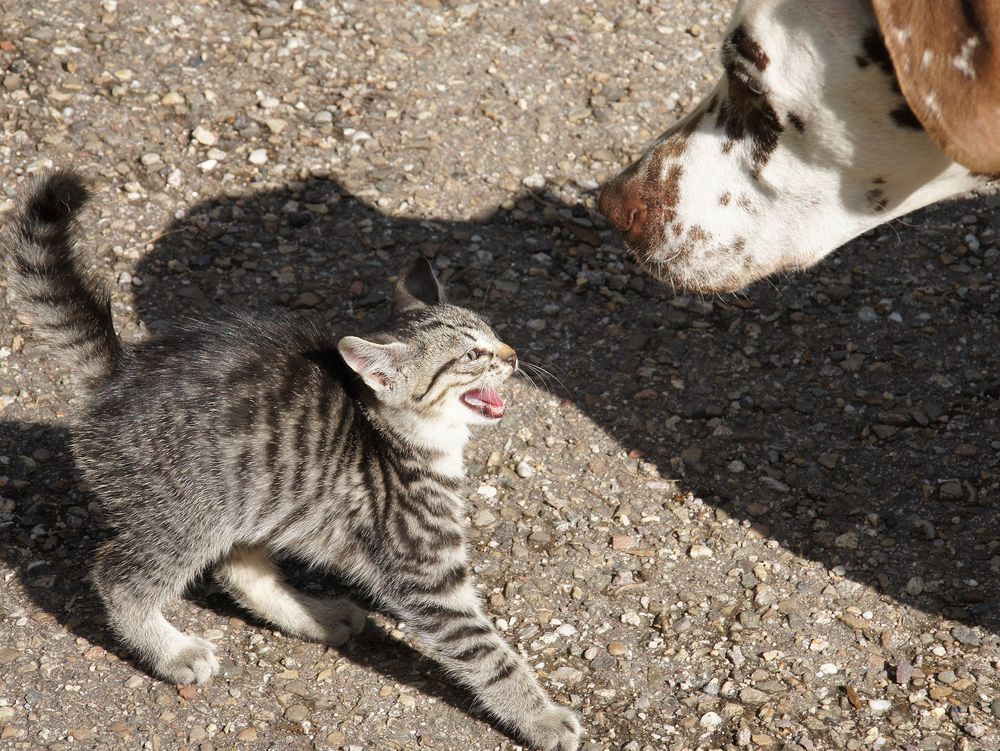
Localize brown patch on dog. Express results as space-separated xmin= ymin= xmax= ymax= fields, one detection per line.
xmin=855 ymin=28 xmax=926 ymax=132
xmin=787 ymin=112 xmax=805 ymax=133
xmin=871 ymin=175 xmax=887 ymax=184
xmin=872 ymin=0 xmax=1000 ymax=171
xmin=599 ymin=95 xmax=718 ymax=263
xmin=719 ymin=192 xmax=732 ymax=206
xmin=654 ymin=130 xmax=693 ymax=162
xmin=866 ymin=188 xmax=888 ymax=213
xmin=736 ymin=194 xmax=754 ymax=212
xmin=859 ymin=29 xmax=895 ymax=76
xmin=716 ymin=41 xmax=784 ymax=177
xmin=688 ymin=225 xmax=710 ymax=244
xmin=658 ymin=163 xmax=683 ymax=221
xmin=890 ymin=105 xmax=923 ymax=130
xmin=619 ymin=150 xmax=684 ymax=253
xmin=727 ymin=25 xmax=769 ymax=71
xmin=598 ymin=105 xmax=710 ymax=258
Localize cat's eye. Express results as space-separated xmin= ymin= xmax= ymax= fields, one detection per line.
xmin=464 ymin=348 xmax=484 ymax=362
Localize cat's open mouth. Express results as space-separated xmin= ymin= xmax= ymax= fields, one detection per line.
xmin=461 ymin=387 xmax=505 ymax=419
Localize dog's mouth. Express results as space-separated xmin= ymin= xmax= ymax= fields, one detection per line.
xmin=461 ymin=387 xmax=505 ymax=419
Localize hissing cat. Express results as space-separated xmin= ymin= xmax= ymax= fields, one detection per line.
xmin=3 ymin=171 xmax=580 ymax=751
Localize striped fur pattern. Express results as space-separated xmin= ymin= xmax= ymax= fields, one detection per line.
xmin=3 ymin=172 xmax=580 ymax=751
xmin=1 ymin=171 xmax=123 ymax=385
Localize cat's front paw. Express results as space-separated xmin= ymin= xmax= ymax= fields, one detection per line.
xmin=157 ymin=636 xmax=220 ymax=685
xmin=518 ymin=703 xmax=581 ymax=751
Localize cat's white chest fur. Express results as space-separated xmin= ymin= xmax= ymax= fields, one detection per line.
xmin=405 ymin=415 xmax=469 ymax=478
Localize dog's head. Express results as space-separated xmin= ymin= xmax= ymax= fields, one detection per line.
xmin=599 ymin=0 xmax=992 ymax=293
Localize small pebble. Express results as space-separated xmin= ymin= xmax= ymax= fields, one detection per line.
xmin=191 ymin=126 xmax=218 ymax=146
xmin=699 ymin=711 xmax=722 ymax=730
xmin=869 ymin=699 xmax=891 ymax=713
xmin=515 ymin=460 xmax=534 ymax=478
xmin=951 ymin=626 xmax=980 ymax=646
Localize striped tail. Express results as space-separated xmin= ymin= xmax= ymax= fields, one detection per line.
xmin=2 ymin=170 xmax=124 ymax=386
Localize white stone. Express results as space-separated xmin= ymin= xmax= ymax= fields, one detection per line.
xmin=857 ymin=306 xmax=878 ymax=322
xmin=522 ymin=173 xmax=545 ymax=189
xmin=248 ymin=148 xmax=269 ymax=165
xmin=699 ymin=711 xmax=723 ymax=730
xmin=471 ymin=509 xmax=496 ymax=527
xmin=192 ymin=126 xmax=218 ymax=146
xmin=265 ymin=118 xmax=288 ymax=133
xmin=689 ymin=544 xmax=713 ymax=559
xmin=869 ymin=699 xmax=891 ymax=713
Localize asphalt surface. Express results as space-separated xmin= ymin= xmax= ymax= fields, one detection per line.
xmin=1 ymin=1 xmax=999 ymax=750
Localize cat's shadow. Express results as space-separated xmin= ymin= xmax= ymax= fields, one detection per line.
xmin=1 ymin=174 xmax=998 ymax=729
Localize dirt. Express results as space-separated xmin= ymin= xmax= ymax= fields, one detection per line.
xmin=1 ymin=1 xmax=999 ymax=750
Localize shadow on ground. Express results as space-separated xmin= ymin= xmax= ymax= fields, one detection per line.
xmin=1 ymin=176 xmax=998 ymax=705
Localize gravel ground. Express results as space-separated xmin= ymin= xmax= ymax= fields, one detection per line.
xmin=2 ymin=1 xmax=1000 ymax=750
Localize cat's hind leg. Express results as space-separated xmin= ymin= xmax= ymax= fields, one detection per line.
xmin=94 ymin=535 xmax=221 ymax=685
xmin=214 ymin=545 xmax=366 ymax=646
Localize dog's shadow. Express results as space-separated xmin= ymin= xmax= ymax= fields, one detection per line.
xmin=1 ymin=175 xmax=998 ymax=722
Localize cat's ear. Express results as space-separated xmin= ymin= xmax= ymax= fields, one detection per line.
xmin=393 ymin=257 xmax=445 ymax=312
xmin=338 ymin=337 xmax=409 ymax=392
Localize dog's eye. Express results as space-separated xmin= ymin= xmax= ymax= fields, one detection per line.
xmin=726 ymin=63 xmax=764 ymax=98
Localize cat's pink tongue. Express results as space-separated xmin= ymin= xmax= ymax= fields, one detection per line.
xmin=462 ymin=387 xmax=506 ymax=419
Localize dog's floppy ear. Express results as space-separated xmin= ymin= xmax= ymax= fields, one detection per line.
xmin=872 ymin=0 xmax=1000 ymax=173
xmin=393 ymin=257 xmax=446 ymax=313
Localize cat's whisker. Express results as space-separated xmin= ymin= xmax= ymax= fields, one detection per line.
xmin=515 ymin=369 xmax=542 ymax=394
xmin=478 ymin=278 xmax=496 ymax=315
xmin=520 ymin=357 xmax=571 ymax=383
xmin=515 ymin=365 xmax=552 ymax=396
xmin=519 ymin=360 xmax=571 ymax=397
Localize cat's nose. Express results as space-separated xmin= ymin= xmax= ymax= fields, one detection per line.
xmin=498 ymin=344 xmax=518 ymax=372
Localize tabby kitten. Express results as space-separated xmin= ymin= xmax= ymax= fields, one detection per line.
xmin=4 ymin=171 xmax=580 ymax=751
